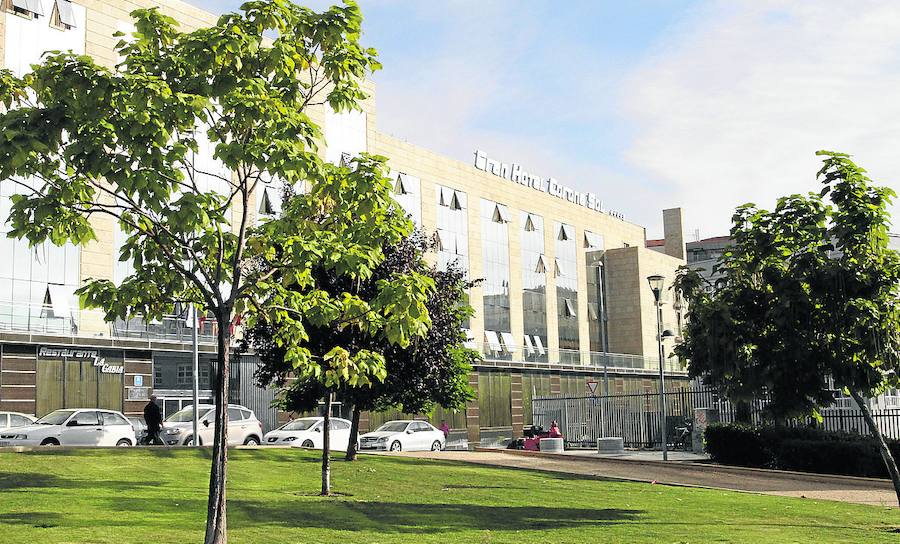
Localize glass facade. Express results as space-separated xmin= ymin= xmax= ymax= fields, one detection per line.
xmin=0 ymin=180 xmax=80 ymax=333
xmin=554 ymin=222 xmax=579 ymax=364
xmin=436 ymin=185 xmax=468 ymax=273
xmin=584 ymin=230 xmax=607 ymax=357
xmin=481 ymin=199 xmax=512 ymax=360
xmin=520 ymin=211 xmax=548 ymax=362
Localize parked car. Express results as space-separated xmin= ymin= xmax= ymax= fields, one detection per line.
xmin=0 ymin=412 xmax=36 ymax=429
xmin=0 ymin=409 xmax=136 ymax=447
xmin=160 ymin=404 xmax=263 ymax=446
xmin=127 ymin=417 xmax=148 ymax=445
xmin=263 ymin=417 xmax=352 ymax=450
xmin=359 ymin=420 xmax=445 ymax=452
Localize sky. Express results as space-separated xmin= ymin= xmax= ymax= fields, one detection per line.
xmin=186 ymin=0 xmax=900 ymax=239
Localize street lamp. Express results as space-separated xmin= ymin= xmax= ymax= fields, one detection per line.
xmin=647 ymin=274 xmax=669 ymax=461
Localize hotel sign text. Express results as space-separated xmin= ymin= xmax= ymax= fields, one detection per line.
xmin=474 ymin=150 xmax=624 ymax=220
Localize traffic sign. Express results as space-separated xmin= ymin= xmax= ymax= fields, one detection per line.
xmin=586 ymin=379 xmax=599 ymax=396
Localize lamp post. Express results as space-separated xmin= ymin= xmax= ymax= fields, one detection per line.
xmin=647 ymin=274 xmax=669 ymax=461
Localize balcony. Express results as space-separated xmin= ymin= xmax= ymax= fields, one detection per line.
xmin=0 ymin=302 xmax=217 ymax=347
xmin=474 ymin=341 xmax=685 ymax=375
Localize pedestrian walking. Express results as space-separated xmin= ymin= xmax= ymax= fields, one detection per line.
xmin=143 ymin=395 xmax=164 ymax=446
xmin=439 ymin=420 xmax=450 ymax=440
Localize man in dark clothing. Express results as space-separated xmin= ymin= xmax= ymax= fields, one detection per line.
xmin=143 ymin=395 xmax=163 ymax=445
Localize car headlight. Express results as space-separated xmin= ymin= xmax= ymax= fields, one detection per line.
xmin=166 ymin=428 xmax=182 ymax=435
xmin=376 ymin=436 xmax=388 ymax=443
xmin=283 ymin=437 xmax=296 ymax=442
xmin=12 ymin=434 xmax=27 ymax=440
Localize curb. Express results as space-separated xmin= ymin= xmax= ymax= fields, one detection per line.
xmin=473 ymin=447 xmax=893 ymax=485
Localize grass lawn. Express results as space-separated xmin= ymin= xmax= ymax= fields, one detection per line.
xmin=0 ymin=448 xmax=897 ymax=543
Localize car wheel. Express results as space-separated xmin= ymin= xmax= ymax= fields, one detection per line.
xmin=390 ymin=441 xmax=402 ymax=452
xmin=116 ymin=439 xmax=132 ymax=447
xmin=40 ymin=438 xmax=59 ymax=446
xmin=431 ymin=440 xmax=442 ymax=451
xmin=184 ymin=436 xmax=199 ymax=446
xmin=301 ymin=439 xmax=314 ymax=448
xmin=243 ymin=436 xmax=260 ymax=446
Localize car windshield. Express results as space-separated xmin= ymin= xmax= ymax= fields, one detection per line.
xmin=166 ymin=406 xmax=212 ymax=423
xmin=280 ymin=419 xmax=319 ymax=431
xmin=374 ymin=422 xmax=409 ymax=433
xmin=36 ymin=410 xmax=76 ymax=425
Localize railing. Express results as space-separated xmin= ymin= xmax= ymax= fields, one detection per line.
xmin=0 ymin=301 xmax=216 ymax=345
xmin=474 ymin=341 xmax=685 ymax=374
xmin=533 ymin=387 xmax=900 ymax=450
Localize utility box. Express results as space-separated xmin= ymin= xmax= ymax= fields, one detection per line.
xmin=693 ymin=408 xmax=719 ymax=454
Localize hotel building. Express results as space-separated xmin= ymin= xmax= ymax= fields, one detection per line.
xmin=0 ymin=0 xmax=689 ymax=444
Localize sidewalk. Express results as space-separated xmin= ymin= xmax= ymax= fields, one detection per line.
xmin=385 ymin=449 xmax=898 ymax=508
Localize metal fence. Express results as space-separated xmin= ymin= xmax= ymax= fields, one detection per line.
xmin=532 ymin=388 xmax=900 ymax=449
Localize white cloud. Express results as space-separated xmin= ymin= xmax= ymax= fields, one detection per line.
xmin=622 ymin=0 xmax=900 ymax=238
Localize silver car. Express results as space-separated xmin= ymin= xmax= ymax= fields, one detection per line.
xmin=160 ymin=404 xmax=263 ymax=446
xmin=0 ymin=412 xmax=36 ymax=429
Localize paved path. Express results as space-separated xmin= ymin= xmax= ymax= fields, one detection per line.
xmin=382 ymin=450 xmax=898 ymax=508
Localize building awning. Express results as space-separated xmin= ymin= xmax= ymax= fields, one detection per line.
xmin=46 ymin=284 xmax=75 ymax=317
xmin=492 ymin=203 xmax=511 ymax=223
xmin=533 ymin=335 xmax=546 ymax=355
xmin=500 ymin=332 xmax=517 ymax=353
xmin=523 ymin=334 xmax=535 ymax=355
xmin=584 ymin=231 xmax=604 ymax=250
xmin=484 ymin=330 xmax=502 ymax=352
xmin=56 ymin=0 xmax=77 ymax=27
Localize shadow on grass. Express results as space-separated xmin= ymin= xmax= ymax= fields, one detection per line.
xmin=0 ymin=512 xmax=64 ymax=528
xmin=0 ymin=472 xmax=163 ymax=492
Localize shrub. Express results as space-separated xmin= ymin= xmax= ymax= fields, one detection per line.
xmin=704 ymin=423 xmax=900 ymax=478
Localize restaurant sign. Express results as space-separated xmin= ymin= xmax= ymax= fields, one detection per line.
xmin=38 ymin=347 xmax=124 ymax=374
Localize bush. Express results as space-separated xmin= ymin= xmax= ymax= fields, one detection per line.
xmin=704 ymin=423 xmax=900 ymax=478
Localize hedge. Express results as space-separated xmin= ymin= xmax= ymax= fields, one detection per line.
xmin=704 ymin=423 xmax=900 ymax=478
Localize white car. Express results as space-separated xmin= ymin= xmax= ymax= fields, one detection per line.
xmin=263 ymin=417 xmax=352 ymax=450
xmin=359 ymin=420 xmax=445 ymax=452
xmin=0 ymin=409 xmax=136 ymax=447
xmin=161 ymin=404 xmax=263 ymax=446
xmin=0 ymin=412 xmax=36 ymax=429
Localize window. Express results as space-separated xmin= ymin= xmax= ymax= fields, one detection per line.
xmin=71 ymin=411 xmax=100 ymax=426
xmin=588 ymin=302 xmax=599 ymax=320
xmin=554 ymin=258 xmax=564 ymax=278
xmin=533 ymin=335 xmax=546 ymax=355
xmin=6 ymin=0 xmax=43 ymax=18
xmin=241 ymin=409 xmax=253 ymax=420
xmin=435 ymin=229 xmax=453 ymax=253
xmin=10 ymin=414 xmax=31 ymax=426
xmin=535 ymin=255 xmax=548 ymax=274
xmin=394 ymin=173 xmax=409 ymax=195
xmin=176 ymin=364 xmax=192 ymax=387
xmin=331 ymin=419 xmax=351 ymax=430
xmin=51 ymin=0 xmax=76 ymax=30
xmin=227 ymin=407 xmax=245 ymax=421
xmin=563 ymin=298 xmax=577 ymax=318
xmin=412 ymin=421 xmax=430 ymax=432
xmin=101 ymin=412 xmax=129 ymax=426
xmin=558 ymin=224 xmax=574 ymax=241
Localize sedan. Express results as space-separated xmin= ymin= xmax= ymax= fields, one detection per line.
xmin=0 ymin=409 xmax=137 ymax=447
xmin=264 ymin=417 xmax=352 ymax=450
xmin=0 ymin=412 xmax=36 ymax=429
xmin=359 ymin=420 xmax=445 ymax=452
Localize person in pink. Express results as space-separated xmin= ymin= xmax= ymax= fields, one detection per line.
xmin=549 ymin=420 xmax=562 ymax=438
xmin=439 ymin=420 xmax=450 ymax=440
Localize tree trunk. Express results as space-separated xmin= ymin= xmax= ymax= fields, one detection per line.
xmin=849 ymin=389 xmax=900 ymax=506
xmin=321 ymin=390 xmax=332 ymax=496
xmin=204 ymin=314 xmax=231 ymax=544
xmin=345 ymin=405 xmax=360 ymax=461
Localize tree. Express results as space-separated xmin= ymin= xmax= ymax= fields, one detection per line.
xmin=246 ymin=189 xmax=435 ymax=496
xmin=674 ymin=151 xmax=900 ymax=504
xmin=0 ymin=2 xmax=382 ymax=541
xmin=246 ymin=230 xmax=478 ymax=463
